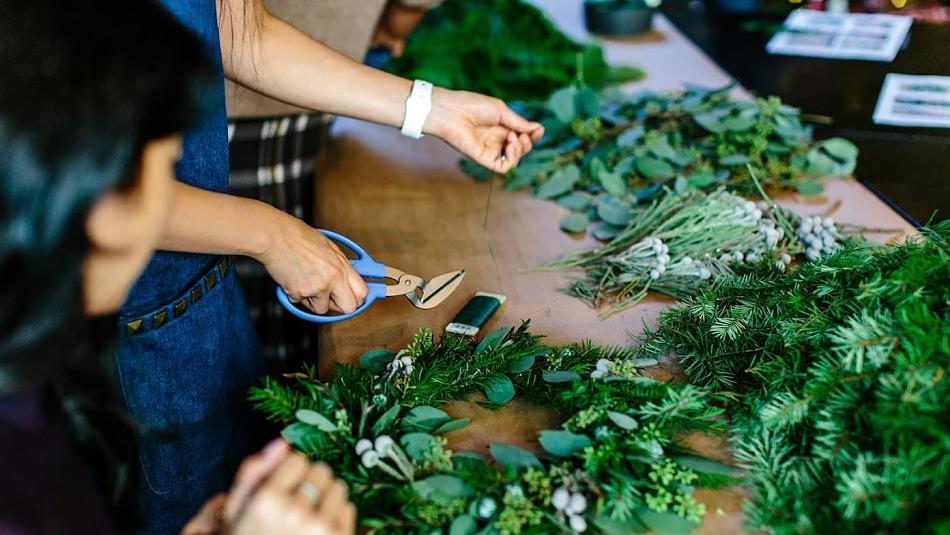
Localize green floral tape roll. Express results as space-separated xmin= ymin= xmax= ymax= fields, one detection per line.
xmin=445 ymin=292 xmax=506 ymax=337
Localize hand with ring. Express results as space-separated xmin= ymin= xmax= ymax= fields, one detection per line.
xmin=182 ymin=438 xmax=356 ymax=535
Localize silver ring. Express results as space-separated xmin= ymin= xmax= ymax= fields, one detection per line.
xmin=297 ymin=480 xmax=321 ymax=506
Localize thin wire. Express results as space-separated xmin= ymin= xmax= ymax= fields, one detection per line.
xmin=482 ymin=178 xmax=504 ymax=293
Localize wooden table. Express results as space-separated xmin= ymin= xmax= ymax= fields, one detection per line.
xmin=311 ymin=2 xmax=915 ymax=532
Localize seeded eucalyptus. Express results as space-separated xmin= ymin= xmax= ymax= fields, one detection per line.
xmin=462 ymin=84 xmax=859 ymax=236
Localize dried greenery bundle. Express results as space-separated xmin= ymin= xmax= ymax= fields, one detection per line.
xmin=250 ymin=323 xmax=734 ymax=534
xmin=641 ymin=221 xmax=950 ymax=534
xmin=538 ymin=185 xmax=857 ymax=317
xmin=462 ymin=84 xmax=858 ymax=237
xmin=387 ymin=0 xmax=643 ymax=102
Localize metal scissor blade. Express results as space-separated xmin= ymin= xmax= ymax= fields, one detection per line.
xmin=408 ymin=269 xmax=465 ymax=310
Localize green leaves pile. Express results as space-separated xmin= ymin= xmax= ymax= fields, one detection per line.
xmin=251 ymin=323 xmax=734 ymax=534
xmin=642 ymin=221 xmax=950 ymax=534
xmin=387 ymin=0 xmax=643 ymax=102
xmin=462 ymin=84 xmax=858 ymax=237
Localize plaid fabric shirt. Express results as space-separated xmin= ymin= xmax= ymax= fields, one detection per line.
xmin=228 ymin=112 xmax=333 ymax=373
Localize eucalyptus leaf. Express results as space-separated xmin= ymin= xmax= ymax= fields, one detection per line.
xmin=484 ymin=374 xmax=516 ymax=404
xmin=616 ymin=126 xmax=645 ymax=148
xmin=413 ymin=475 xmax=474 ymax=506
xmin=401 ymin=432 xmax=437 ymax=461
xmin=280 ymin=422 xmax=312 ymax=448
xmin=359 ymin=349 xmax=396 ymax=373
xmin=510 ymin=355 xmax=538 ymax=374
xmin=687 ymin=172 xmax=718 ymax=189
xmin=547 ymin=86 xmax=578 ymax=124
xmin=450 ymin=514 xmax=479 ymax=535
xmin=719 ymin=154 xmax=751 ymax=166
xmin=632 ymin=358 xmax=658 ymax=367
xmin=599 ymin=171 xmax=627 ymax=197
xmin=614 ymin=155 xmax=637 ymax=176
xmin=557 ymin=192 xmax=592 ymax=211
xmin=373 ymin=404 xmax=401 ymax=436
xmin=295 ymin=409 xmax=336 ymax=432
xmin=597 ymin=202 xmax=633 ymax=227
xmin=489 ymin=443 xmax=543 ymax=471
xmin=592 ymin=224 xmax=621 ymax=241
xmin=433 ymin=418 xmax=471 ymax=435
xmin=673 ymin=455 xmax=740 ymax=477
xmin=560 ymin=213 xmax=589 ymax=234
xmin=401 ymin=406 xmax=451 ymax=433
xmin=647 ymin=136 xmax=678 ymax=161
xmin=607 ymin=411 xmax=639 ymax=430
xmin=575 ymin=87 xmax=600 ymax=118
xmin=636 ymin=157 xmax=675 ymax=179
xmin=536 ymin=165 xmax=581 ymax=199
xmin=594 ymin=516 xmax=648 ymax=534
xmin=476 ymin=327 xmax=511 ymax=355
xmin=795 ymin=181 xmax=824 ymax=196
xmin=542 ymin=370 xmax=582 ymax=383
xmin=539 ymin=430 xmax=592 ymax=457
xmin=636 ymin=508 xmax=700 ymax=535
xmin=819 ymin=137 xmax=859 ymax=161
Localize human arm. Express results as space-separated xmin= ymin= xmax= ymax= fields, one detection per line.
xmin=159 ymin=182 xmax=367 ymax=314
xmin=217 ymin=0 xmax=542 ymax=173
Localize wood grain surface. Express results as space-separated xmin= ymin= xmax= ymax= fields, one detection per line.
xmin=309 ymin=3 xmax=915 ymax=532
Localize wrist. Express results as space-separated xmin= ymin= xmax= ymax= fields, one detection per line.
xmin=422 ymin=86 xmax=453 ymax=139
xmin=245 ymin=201 xmax=288 ymax=263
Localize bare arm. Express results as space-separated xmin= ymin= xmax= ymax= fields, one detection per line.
xmin=218 ymin=0 xmax=543 ymax=173
xmin=159 ymin=182 xmax=367 ymax=313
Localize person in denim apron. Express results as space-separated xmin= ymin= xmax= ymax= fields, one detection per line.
xmin=117 ymin=0 xmax=545 ymax=532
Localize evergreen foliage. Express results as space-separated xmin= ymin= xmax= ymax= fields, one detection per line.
xmin=387 ymin=0 xmax=643 ymax=102
xmin=250 ymin=323 xmax=734 ymax=534
xmin=642 ymin=222 xmax=950 ymax=534
xmin=460 ymin=84 xmax=858 ymax=237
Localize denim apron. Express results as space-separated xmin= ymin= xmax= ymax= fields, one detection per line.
xmin=116 ymin=2 xmax=264 ymax=533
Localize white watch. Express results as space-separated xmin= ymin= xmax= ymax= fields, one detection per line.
xmin=400 ymin=80 xmax=433 ymax=139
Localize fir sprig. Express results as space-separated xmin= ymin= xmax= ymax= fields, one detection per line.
xmin=642 ymin=221 xmax=950 ymax=534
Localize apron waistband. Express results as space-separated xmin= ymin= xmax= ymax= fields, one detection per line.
xmin=123 ymin=256 xmax=234 ymax=337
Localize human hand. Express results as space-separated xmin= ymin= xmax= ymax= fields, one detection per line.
xmin=189 ymin=439 xmax=357 ymax=535
xmin=370 ymin=2 xmax=428 ymax=58
xmin=425 ymin=88 xmax=545 ymax=173
xmin=257 ymin=210 xmax=368 ymax=314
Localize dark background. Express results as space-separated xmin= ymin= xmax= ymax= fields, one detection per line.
xmin=661 ymin=0 xmax=950 ymax=224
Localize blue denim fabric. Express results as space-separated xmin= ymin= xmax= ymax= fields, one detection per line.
xmin=125 ymin=0 xmax=230 ymax=314
xmin=116 ymin=266 xmax=262 ymax=535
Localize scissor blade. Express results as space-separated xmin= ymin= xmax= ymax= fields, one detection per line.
xmin=411 ymin=270 xmax=465 ymax=310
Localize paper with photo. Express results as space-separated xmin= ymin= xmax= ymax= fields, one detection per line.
xmin=873 ymin=73 xmax=950 ymax=128
xmin=766 ymin=10 xmax=912 ymax=62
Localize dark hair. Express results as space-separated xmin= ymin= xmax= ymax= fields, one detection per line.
xmin=0 ymin=0 xmax=216 ymax=527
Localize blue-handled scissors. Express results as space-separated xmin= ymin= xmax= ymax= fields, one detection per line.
xmin=276 ymin=230 xmax=465 ymax=323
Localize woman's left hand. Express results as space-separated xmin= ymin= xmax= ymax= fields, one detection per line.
xmin=426 ymin=88 xmax=544 ymax=173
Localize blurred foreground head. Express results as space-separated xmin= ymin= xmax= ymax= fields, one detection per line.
xmin=0 ymin=0 xmax=217 ymax=386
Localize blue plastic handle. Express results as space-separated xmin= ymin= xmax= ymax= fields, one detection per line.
xmin=276 ymin=229 xmax=388 ymax=323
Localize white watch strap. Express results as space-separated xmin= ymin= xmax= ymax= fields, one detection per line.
xmin=401 ymin=80 xmax=433 ymax=139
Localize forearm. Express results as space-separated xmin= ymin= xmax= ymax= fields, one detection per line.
xmin=222 ymin=1 xmax=411 ymax=129
xmin=158 ymin=182 xmax=275 ymax=259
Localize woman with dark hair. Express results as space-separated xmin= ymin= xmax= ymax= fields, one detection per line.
xmin=0 ymin=0 xmax=354 ymax=533
xmin=113 ymin=0 xmax=544 ymax=533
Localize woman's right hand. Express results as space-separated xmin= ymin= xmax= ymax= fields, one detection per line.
xmin=213 ymin=439 xmax=356 ymax=535
xmin=257 ymin=210 xmax=368 ymax=315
